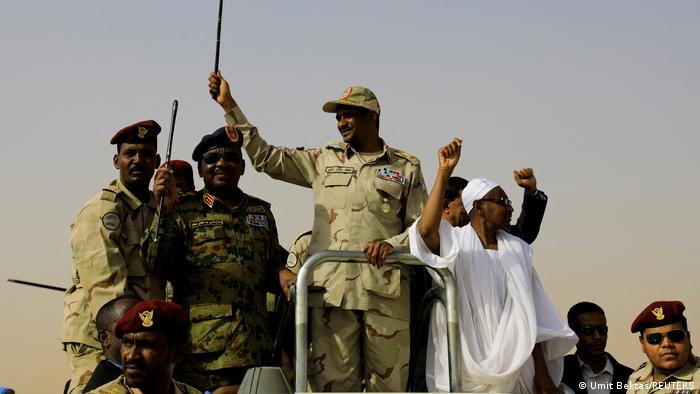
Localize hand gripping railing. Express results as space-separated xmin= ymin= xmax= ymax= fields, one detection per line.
xmin=294 ymin=250 xmax=462 ymax=392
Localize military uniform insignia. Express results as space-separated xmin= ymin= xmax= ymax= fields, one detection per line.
xmin=246 ymin=214 xmax=269 ymax=229
xmin=376 ymin=167 xmax=405 ymax=185
xmin=225 ymin=125 xmax=239 ymax=142
xmin=652 ymin=307 xmax=665 ymax=320
xmin=203 ymin=193 xmax=215 ymax=208
xmin=381 ymin=198 xmax=391 ymax=213
xmin=139 ymin=309 xmax=154 ymax=327
xmin=137 ymin=126 xmax=148 ymax=139
xmin=325 ymin=166 xmax=355 ymax=174
xmin=340 ymin=87 xmax=353 ymax=99
xmin=190 ymin=219 xmax=224 ymax=229
xmin=246 ymin=205 xmax=266 ymax=213
xmin=101 ymin=212 xmax=121 ymax=230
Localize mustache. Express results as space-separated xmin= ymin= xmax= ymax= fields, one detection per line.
xmin=213 ymin=167 xmax=232 ymax=175
xmin=128 ymin=164 xmax=147 ymax=172
xmin=124 ymin=360 xmax=147 ymax=370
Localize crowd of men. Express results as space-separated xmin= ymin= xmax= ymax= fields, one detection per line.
xmin=58 ymin=73 xmax=698 ymax=394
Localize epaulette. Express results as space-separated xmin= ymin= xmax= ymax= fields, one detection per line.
xmin=99 ymin=188 xmax=118 ymax=202
xmin=293 ymin=230 xmax=313 ymax=243
xmin=324 ymin=140 xmax=347 ymax=151
xmin=633 ymin=362 xmax=647 ymax=373
xmin=172 ymin=190 xmax=204 ymax=211
xmin=245 ymin=194 xmax=272 ymax=211
xmin=391 ymin=148 xmax=420 ymax=165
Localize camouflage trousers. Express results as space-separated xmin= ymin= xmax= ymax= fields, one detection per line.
xmin=64 ymin=342 xmax=103 ymax=394
xmin=308 ymin=307 xmax=409 ymax=392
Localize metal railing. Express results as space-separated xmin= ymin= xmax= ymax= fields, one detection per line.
xmin=294 ymin=250 xmax=462 ymax=392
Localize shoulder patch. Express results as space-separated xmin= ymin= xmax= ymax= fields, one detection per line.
xmin=392 ymin=148 xmax=420 ymax=165
xmin=101 ymin=212 xmax=121 ymax=230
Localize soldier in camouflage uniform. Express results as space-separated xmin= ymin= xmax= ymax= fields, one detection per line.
xmin=61 ymin=120 xmax=166 ymax=394
xmin=144 ymin=126 xmax=294 ymax=392
xmin=209 ymin=73 xmax=428 ymax=392
xmin=86 ymin=300 xmax=201 ymax=394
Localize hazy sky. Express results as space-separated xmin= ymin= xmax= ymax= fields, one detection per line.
xmin=1 ymin=1 xmax=698 ymax=391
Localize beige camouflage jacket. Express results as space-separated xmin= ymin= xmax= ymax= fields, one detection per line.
xmin=85 ymin=375 xmax=201 ymax=394
xmin=61 ymin=179 xmax=165 ymax=348
xmin=225 ymin=107 xmax=427 ymax=317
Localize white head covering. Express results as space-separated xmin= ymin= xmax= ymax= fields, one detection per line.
xmin=462 ymin=177 xmax=499 ymax=214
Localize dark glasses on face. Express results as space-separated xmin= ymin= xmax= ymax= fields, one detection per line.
xmin=578 ymin=324 xmax=608 ymax=336
xmin=479 ymin=197 xmax=512 ymax=207
xmin=202 ymin=149 xmax=242 ymax=165
xmin=644 ymin=330 xmax=687 ymax=345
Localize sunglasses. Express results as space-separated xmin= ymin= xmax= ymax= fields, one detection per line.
xmin=202 ymin=149 xmax=243 ymax=165
xmin=577 ymin=324 xmax=608 ymax=336
xmin=479 ymin=197 xmax=512 ymax=207
xmin=643 ymin=330 xmax=687 ymax=345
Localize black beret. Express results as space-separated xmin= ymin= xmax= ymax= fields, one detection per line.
xmin=110 ymin=120 xmax=161 ymax=145
xmin=191 ymin=126 xmax=243 ymax=162
xmin=630 ymin=300 xmax=686 ymax=333
xmin=114 ymin=300 xmax=189 ymax=344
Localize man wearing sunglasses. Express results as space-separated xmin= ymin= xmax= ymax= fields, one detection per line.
xmin=144 ymin=126 xmax=295 ymax=392
xmin=627 ymin=300 xmax=698 ymax=393
xmin=442 ymin=168 xmax=547 ymax=244
xmin=61 ymin=120 xmax=167 ymax=394
xmin=208 ymin=73 xmax=428 ymax=392
xmin=560 ymin=302 xmax=633 ymax=393
xmin=410 ymin=139 xmax=577 ymax=393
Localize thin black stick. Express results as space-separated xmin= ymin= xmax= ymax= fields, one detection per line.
xmin=7 ymin=279 xmax=66 ymax=292
xmin=214 ymin=0 xmax=223 ymax=74
xmin=154 ymin=99 xmax=178 ymax=242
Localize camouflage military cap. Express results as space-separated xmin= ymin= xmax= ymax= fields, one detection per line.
xmin=110 ymin=120 xmax=161 ymax=145
xmin=114 ymin=300 xmax=189 ymax=344
xmin=322 ymin=86 xmax=380 ymax=115
xmin=630 ymin=300 xmax=686 ymax=333
xmin=192 ymin=126 xmax=243 ymax=162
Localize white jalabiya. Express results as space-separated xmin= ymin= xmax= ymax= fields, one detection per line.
xmin=409 ymin=219 xmax=577 ymax=393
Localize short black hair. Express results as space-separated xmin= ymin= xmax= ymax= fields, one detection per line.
xmin=444 ymin=177 xmax=469 ymax=206
xmin=95 ymin=295 xmax=141 ymax=331
xmin=567 ymin=301 xmax=605 ymax=329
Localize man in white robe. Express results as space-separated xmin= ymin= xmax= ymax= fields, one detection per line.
xmin=409 ymin=138 xmax=577 ymax=393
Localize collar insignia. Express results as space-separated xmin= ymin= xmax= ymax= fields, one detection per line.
xmin=203 ymin=193 xmax=215 ymax=208
xmin=139 ymin=310 xmax=154 ymax=327
xmin=651 ymin=307 xmax=664 ymax=320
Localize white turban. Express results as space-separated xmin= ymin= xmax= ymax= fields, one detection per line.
xmin=462 ymin=177 xmax=499 ymax=214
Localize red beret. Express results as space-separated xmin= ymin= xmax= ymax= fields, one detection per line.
xmin=630 ymin=300 xmax=686 ymax=333
xmin=168 ymin=160 xmax=193 ymax=176
xmin=110 ymin=120 xmax=161 ymax=145
xmin=114 ymin=300 xmax=189 ymax=344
